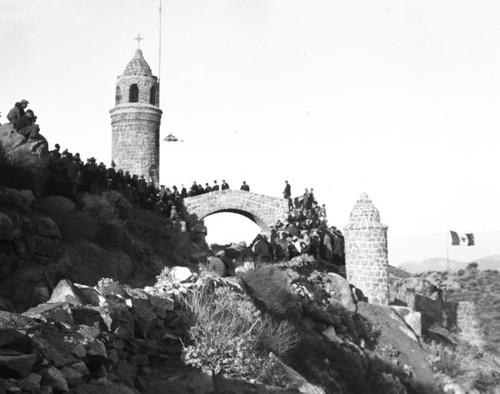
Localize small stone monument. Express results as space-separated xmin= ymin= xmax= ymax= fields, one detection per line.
xmin=344 ymin=193 xmax=390 ymax=305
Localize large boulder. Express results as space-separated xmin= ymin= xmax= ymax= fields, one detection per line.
xmin=39 ymin=195 xmax=76 ymax=214
xmin=326 ymin=272 xmax=357 ymax=313
xmin=0 ymin=353 xmax=37 ymax=378
xmin=0 ymin=124 xmax=49 ymax=196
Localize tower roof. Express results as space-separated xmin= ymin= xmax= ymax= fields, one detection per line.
xmin=123 ymin=49 xmax=153 ymax=76
xmin=346 ymin=192 xmax=387 ymax=229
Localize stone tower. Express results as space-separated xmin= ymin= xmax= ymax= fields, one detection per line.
xmin=344 ymin=193 xmax=390 ymax=305
xmin=110 ymin=49 xmax=162 ymax=186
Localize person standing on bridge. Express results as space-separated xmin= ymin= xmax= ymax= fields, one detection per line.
xmin=240 ymin=181 xmax=250 ymax=191
xmin=212 ymin=180 xmax=220 ymax=191
xmin=283 ymin=180 xmax=291 ymax=199
xmin=221 ymin=180 xmax=230 ymax=190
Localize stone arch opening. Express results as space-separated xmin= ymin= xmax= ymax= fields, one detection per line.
xmin=129 ymin=84 xmax=139 ymax=103
xmin=199 ymin=208 xmax=270 ymax=236
xmin=204 ymin=211 xmax=262 ymax=246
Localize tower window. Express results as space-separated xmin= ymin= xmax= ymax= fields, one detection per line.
xmin=129 ymin=84 xmax=139 ymax=103
xmin=150 ymin=86 xmax=156 ymax=105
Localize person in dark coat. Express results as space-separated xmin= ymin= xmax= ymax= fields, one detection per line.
xmin=205 ymin=183 xmax=212 ymax=193
xmin=15 ymin=109 xmax=40 ymax=140
xmin=212 ymin=180 xmax=220 ymax=191
xmin=7 ymin=99 xmax=28 ymax=125
xmin=49 ymin=144 xmax=61 ymax=171
xmin=283 ymin=180 xmax=291 ymax=199
xmin=65 ymin=153 xmax=80 ymax=201
xmin=180 ymin=184 xmax=188 ymax=198
xmin=221 ymin=180 xmax=230 ymax=190
xmin=240 ymin=181 xmax=250 ymax=191
xmin=252 ymin=234 xmax=272 ymax=262
xmin=107 ymin=161 xmax=117 ymax=190
xmin=189 ymin=182 xmax=198 ymax=196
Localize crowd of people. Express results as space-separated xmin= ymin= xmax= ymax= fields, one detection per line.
xmin=4 ymin=99 xmax=41 ymax=140
xmin=46 ymin=142 xmax=345 ymax=265
xmin=246 ymin=182 xmax=345 ymax=266
xmin=46 ymin=143 xmax=258 ymax=223
xmin=47 ymin=144 xmax=188 ymax=220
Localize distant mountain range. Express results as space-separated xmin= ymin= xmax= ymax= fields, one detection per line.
xmin=396 ymin=254 xmax=500 ymax=273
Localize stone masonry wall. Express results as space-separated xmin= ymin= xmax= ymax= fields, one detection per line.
xmin=457 ymin=301 xmax=486 ymax=349
xmin=110 ymin=105 xmax=161 ymax=186
xmin=344 ymin=193 xmax=390 ymax=305
xmin=183 ymin=190 xmax=289 ymax=236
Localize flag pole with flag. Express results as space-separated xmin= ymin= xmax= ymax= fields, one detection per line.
xmin=447 ymin=230 xmax=475 ymax=271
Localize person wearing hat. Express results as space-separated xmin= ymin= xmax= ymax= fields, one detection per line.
xmin=14 ymin=108 xmax=40 ymax=140
xmin=7 ymin=99 xmax=29 ymax=125
xmin=49 ymin=144 xmax=61 ymax=170
xmin=221 ymin=180 xmax=230 ymax=190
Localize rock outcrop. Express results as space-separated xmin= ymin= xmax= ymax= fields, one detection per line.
xmin=0 ymin=123 xmax=49 ymax=196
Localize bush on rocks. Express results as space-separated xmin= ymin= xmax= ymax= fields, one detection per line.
xmin=81 ymin=192 xmax=129 ymax=224
xmin=182 ymin=283 xmax=299 ymax=384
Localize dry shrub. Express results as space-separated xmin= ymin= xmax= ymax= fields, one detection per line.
xmin=238 ymin=263 xmax=298 ymax=317
xmin=429 ymin=342 xmax=462 ymax=377
xmin=81 ymin=192 xmax=129 ymax=224
xmin=103 ymin=191 xmax=130 ymax=220
xmin=182 ymin=283 xmax=299 ymax=383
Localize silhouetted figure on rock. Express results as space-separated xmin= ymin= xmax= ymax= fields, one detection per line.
xmin=15 ymin=109 xmax=40 ymax=140
xmin=7 ymin=99 xmax=28 ymax=125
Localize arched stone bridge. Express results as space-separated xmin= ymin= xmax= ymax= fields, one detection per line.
xmin=183 ymin=189 xmax=289 ymax=235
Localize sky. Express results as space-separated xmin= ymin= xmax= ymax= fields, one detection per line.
xmin=1 ymin=0 xmax=499 ymax=265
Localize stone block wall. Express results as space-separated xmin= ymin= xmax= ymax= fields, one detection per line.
xmin=183 ymin=190 xmax=289 ymax=236
xmin=344 ymin=193 xmax=390 ymax=305
xmin=110 ymin=105 xmax=162 ymax=186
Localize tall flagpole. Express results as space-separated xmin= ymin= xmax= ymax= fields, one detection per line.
xmin=158 ymin=0 xmax=162 ymax=85
xmin=446 ymin=230 xmax=450 ymax=271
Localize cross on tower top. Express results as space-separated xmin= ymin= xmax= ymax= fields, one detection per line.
xmin=134 ymin=34 xmax=144 ymax=49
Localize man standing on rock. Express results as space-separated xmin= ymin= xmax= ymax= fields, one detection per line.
xmin=7 ymin=99 xmax=28 ymax=125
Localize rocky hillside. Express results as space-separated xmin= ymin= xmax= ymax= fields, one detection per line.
xmin=0 ymin=187 xmax=204 ymax=311
xmin=419 ymin=264 xmax=500 ymax=356
xmin=0 ymin=132 xmax=499 ymax=393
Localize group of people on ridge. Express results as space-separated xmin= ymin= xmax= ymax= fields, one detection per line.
xmin=5 ymin=99 xmax=40 ymax=141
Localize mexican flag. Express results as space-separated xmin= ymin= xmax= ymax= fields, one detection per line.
xmin=450 ymin=231 xmax=475 ymax=246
